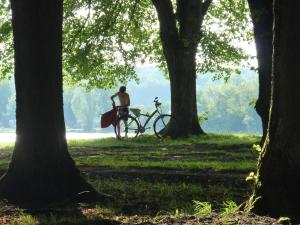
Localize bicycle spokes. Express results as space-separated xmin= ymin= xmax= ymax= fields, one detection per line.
xmin=115 ymin=115 xmax=139 ymax=139
xmin=153 ymin=114 xmax=171 ymax=138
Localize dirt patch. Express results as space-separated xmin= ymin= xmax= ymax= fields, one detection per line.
xmin=149 ymin=212 xmax=279 ymax=225
xmin=87 ymin=211 xmax=279 ymax=225
xmin=0 ymin=211 xmax=280 ymax=225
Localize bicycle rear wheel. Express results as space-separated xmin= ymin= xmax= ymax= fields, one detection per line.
xmin=115 ymin=115 xmax=140 ymax=139
xmin=153 ymin=114 xmax=171 ymax=138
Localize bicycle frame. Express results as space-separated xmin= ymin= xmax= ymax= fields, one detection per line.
xmin=140 ymin=109 xmax=159 ymax=129
xmin=129 ymin=105 xmax=163 ymax=132
xmin=116 ymin=108 xmax=159 ymax=129
xmin=114 ymin=97 xmax=170 ymax=139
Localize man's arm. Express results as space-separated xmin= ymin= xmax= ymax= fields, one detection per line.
xmin=111 ymin=92 xmax=118 ymax=103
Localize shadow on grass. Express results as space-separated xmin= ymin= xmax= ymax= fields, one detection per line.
xmin=28 ymin=208 xmax=119 ymax=225
xmin=84 ymin=172 xmax=253 ymax=216
xmin=0 ymin=134 xmax=259 ymax=222
xmin=0 ymin=202 xmax=121 ymax=225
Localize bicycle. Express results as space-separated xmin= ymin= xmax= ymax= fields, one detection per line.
xmin=114 ymin=97 xmax=171 ymax=139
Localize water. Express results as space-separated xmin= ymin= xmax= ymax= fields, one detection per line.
xmin=0 ymin=132 xmax=116 ymax=143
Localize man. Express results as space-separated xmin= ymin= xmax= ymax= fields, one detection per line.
xmin=111 ymin=86 xmax=130 ymax=137
xmin=111 ymin=86 xmax=130 ymax=115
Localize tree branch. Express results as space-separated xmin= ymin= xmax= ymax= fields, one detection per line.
xmin=176 ymin=0 xmax=203 ymax=45
xmin=152 ymin=0 xmax=178 ymax=41
xmin=152 ymin=0 xmax=179 ymax=73
xmin=202 ymin=0 xmax=212 ymax=16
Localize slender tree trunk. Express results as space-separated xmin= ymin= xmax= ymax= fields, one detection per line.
xmin=0 ymin=0 xmax=96 ymax=205
xmin=247 ymin=0 xmax=272 ymax=144
xmin=152 ymin=0 xmax=211 ymax=137
xmin=247 ymin=0 xmax=300 ymax=218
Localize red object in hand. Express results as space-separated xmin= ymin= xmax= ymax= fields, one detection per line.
xmin=100 ymin=107 xmax=118 ymax=128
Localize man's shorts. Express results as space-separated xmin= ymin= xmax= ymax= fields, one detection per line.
xmin=119 ymin=107 xmax=129 ymax=117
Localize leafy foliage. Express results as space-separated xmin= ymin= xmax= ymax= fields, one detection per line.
xmin=198 ymin=0 xmax=253 ymax=79
xmin=197 ymin=73 xmax=261 ymax=133
xmin=63 ymin=0 xmax=157 ymax=88
xmin=252 ymin=144 xmax=262 ymax=153
xmin=245 ymin=171 xmax=258 ymax=182
xmin=277 ymin=217 xmax=291 ymax=225
xmin=0 ymin=0 xmax=13 ymax=79
xmin=0 ymin=0 xmax=254 ymax=88
xmin=0 ymin=69 xmax=262 ymax=133
xmin=0 ymin=80 xmax=14 ymax=127
xmin=198 ymin=111 xmax=209 ymax=124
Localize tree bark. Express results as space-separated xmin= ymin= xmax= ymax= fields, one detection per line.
xmin=152 ymin=0 xmax=210 ymax=137
xmin=0 ymin=0 xmax=96 ymax=205
xmin=247 ymin=0 xmax=300 ymax=218
xmin=247 ymin=0 xmax=272 ymax=143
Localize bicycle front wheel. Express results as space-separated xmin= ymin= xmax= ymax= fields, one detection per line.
xmin=153 ymin=114 xmax=171 ymax=138
xmin=115 ymin=115 xmax=140 ymax=139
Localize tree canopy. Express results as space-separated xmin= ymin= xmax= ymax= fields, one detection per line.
xmin=0 ymin=0 xmax=253 ymax=88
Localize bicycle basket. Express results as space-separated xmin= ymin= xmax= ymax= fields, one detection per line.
xmin=130 ymin=108 xmax=141 ymax=117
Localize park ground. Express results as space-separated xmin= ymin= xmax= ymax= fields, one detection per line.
xmin=0 ymin=134 xmax=283 ymax=224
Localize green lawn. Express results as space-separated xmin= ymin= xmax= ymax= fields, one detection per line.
xmin=68 ymin=133 xmax=259 ymax=148
xmin=0 ymin=134 xmax=261 ymax=223
xmin=69 ymin=134 xmax=258 ymax=172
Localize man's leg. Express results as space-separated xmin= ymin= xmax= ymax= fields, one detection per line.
xmin=125 ymin=120 xmax=128 ymax=138
xmin=117 ymin=122 xmax=120 ymax=137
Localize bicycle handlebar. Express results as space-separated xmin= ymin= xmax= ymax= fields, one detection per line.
xmin=154 ymin=97 xmax=162 ymax=108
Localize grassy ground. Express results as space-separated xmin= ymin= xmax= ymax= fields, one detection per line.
xmin=0 ymin=134 xmax=267 ymax=224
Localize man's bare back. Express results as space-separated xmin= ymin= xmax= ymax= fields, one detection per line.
xmin=111 ymin=86 xmax=130 ymax=108
xmin=117 ymin=92 xmax=130 ymax=107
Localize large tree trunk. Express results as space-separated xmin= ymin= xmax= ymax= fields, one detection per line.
xmin=247 ymin=0 xmax=272 ymax=144
xmin=0 ymin=0 xmax=96 ymax=205
xmin=247 ymin=0 xmax=300 ymax=218
xmin=168 ymin=48 xmax=202 ymax=137
xmin=152 ymin=0 xmax=211 ymax=137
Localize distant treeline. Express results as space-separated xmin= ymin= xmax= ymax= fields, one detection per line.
xmin=0 ymin=67 xmax=261 ymax=133
xmin=197 ymin=76 xmax=261 ymax=134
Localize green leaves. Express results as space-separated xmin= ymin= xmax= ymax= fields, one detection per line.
xmin=220 ymin=200 xmax=240 ymax=216
xmin=0 ymin=21 xmax=11 ymax=42
xmin=252 ymin=144 xmax=262 ymax=153
xmin=0 ymin=0 xmax=13 ymax=79
xmin=198 ymin=111 xmax=209 ymax=124
xmin=245 ymin=171 xmax=257 ymax=182
xmin=63 ymin=0 xmax=156 ymax=88
xmin=0 ymin=0 xmax=255 ymax=89
xmin=198 ymin=30 xmax=248 ymax=79
xmin=198 ymin=0 xmax=253 ymax=80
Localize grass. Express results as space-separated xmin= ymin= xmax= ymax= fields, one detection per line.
xmin=0 ymin=143 xmax=13 ymax=151
xmin=9 ymin=207 xmax=119 ymax=225
xmin=73 ymin=134 xmax=257 ymax=215
xmin=77 ymin=158 xmax=256 ymax=171
xmin=88 ymin=177 xmax=245 ymax=215
xmin=68 ymin=133 xmax=259 ymax=148
xmin=193 ymin=201 xmax=212 ymax=216
xmin=0 ymin=133 xmax=260 ymax=224
xmin=69 ymin=133 xmax=259 ymax=172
